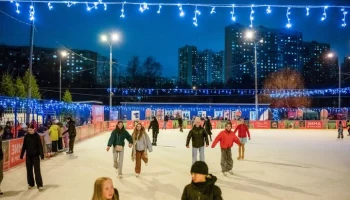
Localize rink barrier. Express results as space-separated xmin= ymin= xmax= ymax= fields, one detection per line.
xmin=1 ymin=122 xmax=109 ymax=172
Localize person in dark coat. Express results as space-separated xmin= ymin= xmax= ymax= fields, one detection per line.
xmin=178 ymin=116 xmax=184 ymax=132
xmin=186 ymin=117 xmax=209 ymax=164
xmin=20 ymin=124 xmax=44 ymax=190
xmin=204 ymin=117 xmax=213 ymax=141
xmin=163 ymin=114 xmax=169 ymax=130
xmin=181 ymin=161 xmax=222 ymax=200
xmin=63 ymin=117 xmax=77 ymax=154
xmin=148 ymin=116 xmax=160 ymax=146
xmin=3 ymin=121 xmax=12 ymax=140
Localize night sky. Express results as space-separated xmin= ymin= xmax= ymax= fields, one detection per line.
xmin=0 ymin=0 xmax=350 ymax=77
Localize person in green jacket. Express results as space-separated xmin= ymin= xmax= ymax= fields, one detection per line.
xmin=181 ymin=161 xmax=222 ymax=200
xmin=107 ymin=121 xmax=133 ymax=179
xmin=186 ymin=117 xmax=209 ymax=164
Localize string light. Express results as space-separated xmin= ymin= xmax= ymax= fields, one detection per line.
xmin=66 ymin=1 xmax=76 ymax=7
xmin=48 ymin=2 xmax=53 ymax=10
xmin=139 ymin=2 xmax=149 ymax=13
xmin=321 ymin=6 xmax=328 ymax=21
xmin=104 ymin=3 xmax=107 ymax=10
xmin=13 ymin=1 xmax=20 ymax=14
xmin=286 ymin=7 xmax=291 ymax=28
xmin=341 ymin=8 xmax=347 ymax=27
xmin=178 ymin=4 xmax=184 ymax=17
xmin=306 ymin=7 xmax=310 ymax=16
xmin=266 ymin=5 xmax=271 ymax=14
xmin=86 ymin=3 xmax=92 ymax=11
xmin=120 ymin=2 xmax=125 ymax=18
xmin=210 ymin=7 xmax=215 ymax=14
xmin=193 ymin=5 xmax=200 ymax=27
xmin=230 ymin=5 xmax=236 ymax=21
xmin=29 ymin=5 xmax=34 ymax=21
xmin=250 ymin=5 xmax=254 ymax=28
xmin=157 ymin=4 xmax=161 ymax=14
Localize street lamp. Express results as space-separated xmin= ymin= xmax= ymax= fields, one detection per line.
xmin=59 ymin=51 xmax=67 ymax=101
xmin=100 ymin=33 xmax=120 ymax=119
xmin=326 ymin=53 xmax=341 ymax=108
xmin=245 ymin=30 xmax=263 ymax=120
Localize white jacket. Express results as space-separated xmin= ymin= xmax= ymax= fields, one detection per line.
xmin=38 ymin=130 xmax=52 ymax=144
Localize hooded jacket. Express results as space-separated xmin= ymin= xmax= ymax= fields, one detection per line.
xmin=186 ymin=126 xmax=209 ymax=148
xmin=107 ymin=127 xmax=133 ymax=147
xmin=212 ymin=129 xmax=241 ymax=149
xmin=64 ymin=121 xmax=77 ymax=138
xmin=181 ymin=174 xmax=222 ymax=200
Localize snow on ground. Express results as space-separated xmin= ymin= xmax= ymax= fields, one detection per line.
xmin=1 ymin=129 xmax=350 ymax=200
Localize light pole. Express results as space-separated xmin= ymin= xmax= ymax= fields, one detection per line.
xmin=327 ymin=53 xmax=341 ymax=108
xmin=59 ymin=51 xmax=67 ymax=101
xmin=101 ymin=33 xmax=119 ymax=119
xmin=245 ymin=30 xmax=263 ymax=120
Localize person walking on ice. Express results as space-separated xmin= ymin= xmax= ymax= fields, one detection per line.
xmin=107 ymin=121 xmax=133 ymax=179
xmin=338 ymin=120 xmax=344 ymax=139
xmin=211 ymin=122 xmax=241 ymax=176
xmin=148 ymin=116 xmax=159 ymax=146
xmin=186 ymin=117 xmax=209 ymax=164
xmin=233 ymin=118 xmax=251 ymax=160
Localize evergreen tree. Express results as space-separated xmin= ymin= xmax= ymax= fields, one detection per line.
xmin=0 ymin=73 xmax=15 ymax=97
xmin=62 ymin=89 xmax=72 ymax=102
xmin=15 ymin=77 xmax=26 ymax=98
xmin=23 ymin=70 xmax=41 ymax=99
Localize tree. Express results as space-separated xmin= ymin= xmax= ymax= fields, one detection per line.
xmin=142 ymin=56 xmax=162 ymax=87
xmin=260 ymin=68 xmax=311 ymax=108
xmin=62 ymin=89 xmax=73 ymax=102
xmin=127 ymin=56 xmax=141 ymax=80
xmin=0 ymin=72 xmax=15 ymax=97
xmin=15 ymin=77 xmax=26 ymax=98
xmin=23 ymin=70 xmax=41 ymax=99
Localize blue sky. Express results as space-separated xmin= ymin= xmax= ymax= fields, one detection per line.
xmin=0 ymin=0 xmax=349 ymax=77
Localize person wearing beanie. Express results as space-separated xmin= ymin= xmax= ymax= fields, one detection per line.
xmin=186 ymin=117 xmax=209 ymax=164
xmin=181 ymin=161 xmax=222 ymax=200
xmin=212 ymin=122 xmax=241 ymax=176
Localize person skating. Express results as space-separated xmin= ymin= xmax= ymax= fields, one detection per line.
xmin=178 ymin=116 xmax=184 ymax=132
xmin=131 ymin=123 xmax=152 ymax=177
xmin=49 ymin=120 xmax=60 ymax=155
xmin=163 ymin=114 xmax=169 ymax=130
xmin=233 ymin=118 xmax=251 ymax=160
xmin=57 ymin=122 xmax=65 ymax=152
xmin=107 ymin=121 xmax=133 ymax=179
xmin=186 ymin=117 xmax=209 ymax=164
xmin=211 ymin=122 xmax=241 ymax=176
xmin=181 ymin=161 xmax=222 ymax=200
xmin=338 ymin=120 xmax=344 ymax=139
xmin=92 ymin=177 xmax=119 ymax=200
xmin=346 ymin=120 xmax=350 ymax=136
xmin=20 ymin=124 xmax=44 ymax=190
xmin=63 ymin=117 xmax=77 ymax=154
xmin=0 ymin=126 xmax=4 ymax=195
xmin=204 ymin=117 xmax=213 ymax=142
xmin=148 ymin=116 xmax=159 ymax=146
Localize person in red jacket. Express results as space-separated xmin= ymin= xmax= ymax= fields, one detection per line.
xmin=233 ymin=118 xmax=251 ymax=160
xmin=211 ymin=122 xmax=241 ymax=176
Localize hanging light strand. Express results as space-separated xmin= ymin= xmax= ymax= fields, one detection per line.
xmin=66 ymin=1 xmax=76 ymax=7
xmin=286 ymin=7 xmax=291 ymax=28
xmin=341 ymin=8 xmax=347 ymax=27
xmin=306 ymin=7 xmax=310 ymax=16
xmin=266 ymin=5 xmax=271 ymax=14
xmin=193 ymin=5 xmax=200 ymax=26
xmin=120 ymin=2 xmax=125 ymax=18
xmin=29 ymin=5 xmax=34 ymax=20
xmin=321 ymin=6 xmax=328 ymax=21
xmin=250 ymin=5 xmax=254 ymax=28
xmin=48 ymin=2 xmax=53 ymax=10
xmin=210 ymin=6 xmax=215 ymax=14
xmin=157 ymin=4 xmax=161 ymax=14
xmin=178 ymin=4 xmax=184 ymax=17
xmin=230 ymin=5 xmax=235 ymax=21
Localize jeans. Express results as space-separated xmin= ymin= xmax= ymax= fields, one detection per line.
xmin=192 ymin=146 xmax=205 ymax=164
xmin=113 ymin=148 xmax=124 ymax=175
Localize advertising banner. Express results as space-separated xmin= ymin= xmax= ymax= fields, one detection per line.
xmin=2 ymin=140 xmax=10 ymax=170
xmin=9 ymin=138 xmax=25 ymax=168
xmin=211 ymin=121 xmax=217 ymax=129
xmin=250 ymin=121 xmax=271 ymax=129
xmin=306 ymin=121 xmax=323 ymax=129
xmin=214 ymin=110 xmax=223 ymax=119
xmin=271 ymin=121 xmax=279 ymax=129
xmin=145 ymin=108 xmax=152 ymax=120
xmin=224 ymin=110 xmax=231 ymax=120
xmin=109 ymin=121 xmax=118 ymax=130
xmin=131 ymin=111 xmax=140 ymax=121
xmin=182 ymin=111 xmax=191 ymax=120
xmin=126 ymin=121 xmax=135 ymax=129
xmin=91 ymin=105 xmax=104 ymax=124
xmin=156 ymin=109 xmax=164 ymax=120
xmin=80 ymin=125 xmax=88 ymax=140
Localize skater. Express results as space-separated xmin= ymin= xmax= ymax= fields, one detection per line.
xmin=181 ymin=161 xmax=222 ymax=200
xmin=0 ymin=126 xmax=4 ymax=195
xmin=148 ymin=116 xmax=159 ymax=146
xmin=211 ymin=122 xmax=241 ymax=176
xmin=178 ymin=116 xmax=184 ymax=132
xmin=63 ymin=117 xmax=77 ymax=154
xmin=131 ymin=123 xmax=152 ymax=177
xmin=62 ymin=123 xmax=69 ymax=150
xmin=163 ymin=114 xmax=169 ymax=130
xmin=92 ymin=177 xmax=119 ymax=200
xmin=107 ymin=121 xmax=133 ymax=179
xmin=38 ymin=127 xmax=52 ymax=158
xmin=204 ymin=117 xmax=213 ymax=142
xmin=338 ymin=120 xmax=344 ymax=139
xmin=3 ymin=121 xmax=13 ymax=140
xmin=57 ymin=122 xmax=65 ymax=152
xmin=20 ymin=124 xmax=44 ymax=190
xmin=346 ymin=120 xmax=350 ymax=136
xmin=233 ymin=118 xmax=251 ymax=160
xmin=186 ymin=117 xmax=209 ymax=164
xmin=49 ymin=119 xmax=60 ymax=154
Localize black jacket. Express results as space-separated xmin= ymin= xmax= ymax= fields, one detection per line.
xmin=64 ymin=121 xmax=76 ymax=138
xmin=164 ymin=115 xmax=169 ymax=122
xmin=178 ymin=117 xmax=183 ymax=125
xmin=3 ymin=126 xmax=12 ymax=140
xmin=204 ymin=120 xmax=212 ymax=135
xmin=186 ymin=126 xmax=209 ymax=148
xmin=20 ymin=132 xmax=44 ymax=159
xmin=0 ymin=136 xmax=3 ymax=161
xmin=148 ymin=120 xmax=159 ymax=133
xmin=181 ymin=174 xmax=222 ymax=200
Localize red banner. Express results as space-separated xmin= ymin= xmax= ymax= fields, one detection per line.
xmin=211 ymin=121 xmax=217 ymax=129
xmin=306 ymin=121 xmax=323 ymax=129
xmin=2 ymin=140 xmax=10 ymax=170
xmin=92 ymin=105 xmax=104 ymax=124
xmin=9 ymin=138 xmax=25 ymax=168
xmin=250 ymin=121 xmax=271 ymax=129
xmin=231 ymin=120 xmax=238 ymax=129
xmin=138 ymin=120 xmax=150 ymax=129
xmin=80 ymin=126 xmax=88 ymax=140
xmin=126 ymin=121 xmax=135 ymax=129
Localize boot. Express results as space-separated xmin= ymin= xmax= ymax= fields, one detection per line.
xmin=152 ymin=138 xmax=155 ymax=146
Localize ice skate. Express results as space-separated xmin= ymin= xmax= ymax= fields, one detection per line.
xmin=228 ymin=170 xmax=234 ymax=175
xmin=237 ymin=156 xmax=241 ymax=160
xmin=38 ymin=187 xmax=44 ymax=191
xmin=223 ymin=172 xmax=228 ymax=176
xmin=0 ymin=190 xmax=3 ymax=195
xmin=135 ymin=173 xmax=139 ymax=177
xmin=28 ymin=185 xmax=35 ymax=189
xmin=118 ymin=175 xmax=123 ymax=179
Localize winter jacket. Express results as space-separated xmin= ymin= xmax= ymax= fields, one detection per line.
xmin=212 ymin=129 xmax=241 ymax=149
xmin=49 ymin=124 xmax=60 ymax=141
xmin=3 ymin=126 xmax=13 ymax=140
xmin=233 ymin=124 xmax=251 ymax=138
xmin=164 ymin=115 xmax=169 ymax=122
xmin=38 ymin=130 xmax=52 ymax=145
xmin=64 ymin=121 xmax=77 ymax=138
xmin=181 ymin=174 xmax=222 ymax=200
xmin=20 ymin=132 xmax=44 ymax=159
xmin=148 ymin=120 xmax=159 ymax=133
xmin=0 ymin=136 xmax=3 ymax=161
xmin=107 ymin=128 xmax=133 ymax=147
xmin=17 ymin=129 xmax=26 ymax=138
xmin=186 ymin=126 xmax=209 ymax=148
xmin=204 ymin=120 xmax=212 ymax=135
xmin=132 ymin=132 xmax=153 ymax=161
xmin=178 ymin=118 xmax=183 ymax=125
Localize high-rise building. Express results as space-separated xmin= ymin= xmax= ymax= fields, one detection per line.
xmin=197 ymin=50 xmax=212 ymax=85
xmin=342 ymin=56 xmax=350 ymax=87
xmin=224 ymin=23 xmax=303 ymax=86
xmin=212 ymin=51 xmax=225 ymax=84
xmin=178 ymin=45 xmax=197 ymax=86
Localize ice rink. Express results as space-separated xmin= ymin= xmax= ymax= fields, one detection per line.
xmin=1 ymin=128 xmax=350 ymax=200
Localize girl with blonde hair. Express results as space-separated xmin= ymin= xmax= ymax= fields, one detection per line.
xmin=131 ymin=123 xmax=153 ymax=177
xmin=91 ymin=177 xmax=119 ymax=200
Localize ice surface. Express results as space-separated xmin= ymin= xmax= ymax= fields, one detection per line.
xmin=1 ymin=129 xmax=350 ymax=200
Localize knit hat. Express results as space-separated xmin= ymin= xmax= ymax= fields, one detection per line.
xmin=191 ymin=161 xmax=208 ymax=175
xmin=194 ymin=117 xmax=201 ymax=123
